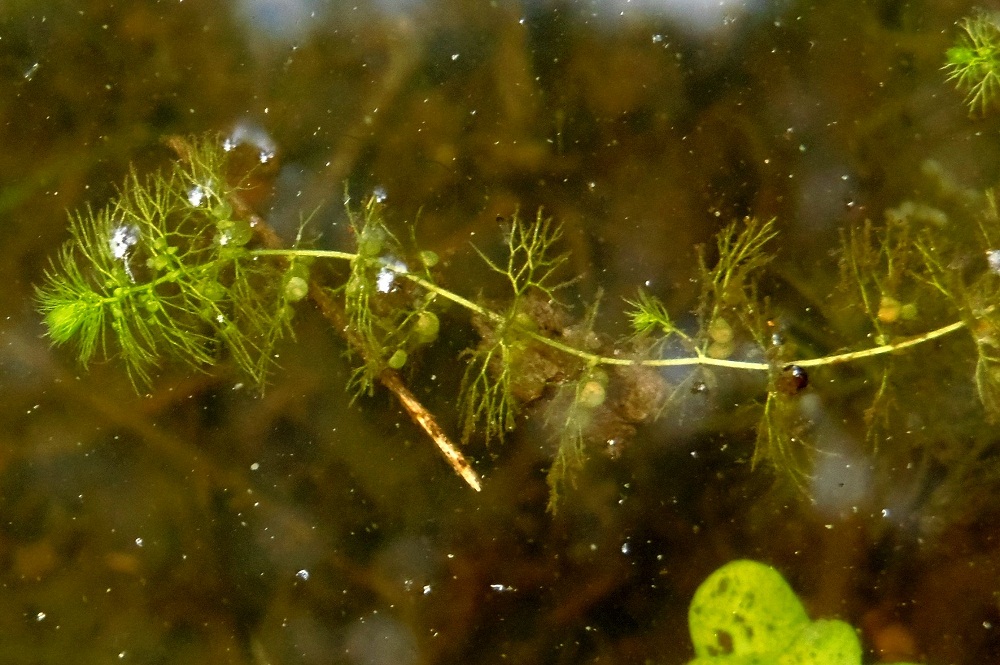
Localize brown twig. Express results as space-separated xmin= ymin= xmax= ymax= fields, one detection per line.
xmin=305 ymin=284 xmax=482 ymax=491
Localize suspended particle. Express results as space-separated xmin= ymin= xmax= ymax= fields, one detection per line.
xmin=776 ymin=365 xmax=808 ymax=395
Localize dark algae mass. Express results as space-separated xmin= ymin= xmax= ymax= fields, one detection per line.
xmin=4 ymin=1 xmax=1000 ymax=663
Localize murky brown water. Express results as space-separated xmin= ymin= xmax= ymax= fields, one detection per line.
xmin=2 ymin=1 xmax=999 ymax=663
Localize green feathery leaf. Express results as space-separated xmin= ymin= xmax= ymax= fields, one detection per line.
xmin=35 ymin=136 xmax=294 ymax=388
xmin=944 ymin=11 xmax=1000 ymax=115
xmin=474 ymin=209 xmax=571 ymax=301
xmin=459 ymin=337 xmax=516 ymax=444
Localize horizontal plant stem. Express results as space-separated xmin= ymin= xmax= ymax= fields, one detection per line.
xmin=97 ymin=258 xmax=223 ymax=305
xmin=251 ymin=248 xmax=358 ymax=262
xmin=790 ymin=319 xmax=968 ymax=368
xmin=256 ymin=248 xmax=973 ymax=375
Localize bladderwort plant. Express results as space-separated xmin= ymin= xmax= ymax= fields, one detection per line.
xmin=34 ymin=122 xmax=1000 ymax=511
xmin=944 ymin=9 xmax=1000 ymax=115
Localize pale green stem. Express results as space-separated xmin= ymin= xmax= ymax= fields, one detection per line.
xmin=95 ymin=260 xmax=223 ymax=305
xmin=252 ymin=248 xmax=357 ymax=262
xmin=253 ymin=248 xmax=973 ymax=374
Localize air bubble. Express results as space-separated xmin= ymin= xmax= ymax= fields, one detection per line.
xmin=223 ymin=122 xmax=277 ymax=164
xmin=988 ymin=249 xmax=1000 ymax=275
xmin=109 ymin=225 xmax=140 ymax=260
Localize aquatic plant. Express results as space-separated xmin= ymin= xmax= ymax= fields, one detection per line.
xmin=686 ymin=560 xmax=922 ymax=665
xmin=33 ymin=134 xmax=1000 ymax=510
xmin=944 ymin=10 xmax=1000 ymax=114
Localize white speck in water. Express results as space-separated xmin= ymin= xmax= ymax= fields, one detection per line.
xmin=135 ymin=537 xmax=143 ymax=547
xmin=489 ymin=583 xmax=515 ymax=592
xmin=373 ymin=185 xmax=387 ymax=203
xmin=250 ymin=462 xmax=260 ymax=471
xmin=36 ymin=612 xmax=46 ymax=621
xmin=880 ymin=508 xmax=890 ymax=518
xmin=451 ymin=53 xmax=460 ymax=61
xmin=422 ymin=584 xmax=432 ymax=595
xmin=621 ymin=541 xmax=631 ymax=555
xmin=652 ymin=34 xmax=663 ymax=43
xmin=23 ymin=62 xmax=40 ymax=80
xmin=296 ymin=569 xmax=309 ymax=581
